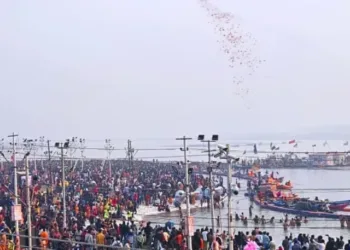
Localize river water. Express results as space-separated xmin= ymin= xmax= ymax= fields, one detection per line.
xmin=145 ymin=168 xmax=350 ymax=245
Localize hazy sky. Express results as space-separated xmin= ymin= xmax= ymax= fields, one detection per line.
xmin=1 ymin=0 xmax=349 ymax=142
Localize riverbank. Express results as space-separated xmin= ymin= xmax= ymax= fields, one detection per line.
xmin=137 ymin=201 xmax=206 ymax=217
xmin=137 ymin=195 xmax=228 ymax=220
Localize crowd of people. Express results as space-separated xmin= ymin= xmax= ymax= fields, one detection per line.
xmin=0 ymin=158 xmax=209 ymax=249
xmin=0 ymin=158 xmax=349 ymax=250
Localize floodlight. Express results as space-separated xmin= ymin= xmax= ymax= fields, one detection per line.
xmin=212 ymin=135 xmax=219 ymax=141
xmin=198 ymin=135 xmax=205 ymax=141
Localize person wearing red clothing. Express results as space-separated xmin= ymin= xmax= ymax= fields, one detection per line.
xmin=145 ymin=194 xmax=151 ymax=206
xmin=92 ymin=204 xmax=98 ymax=217
xmin=111 ymin=197 xmax=117 ymax=207
xmin=93 ymin=186 xmax=99 ymax=195
xmin=133 ymin=193 xmax=139 ymax=204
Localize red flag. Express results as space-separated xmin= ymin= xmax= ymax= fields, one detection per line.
xmin=289 ymin=140 xmax=296 ymax=144
xmin=10 ymin=154 xmax=14 ymax=163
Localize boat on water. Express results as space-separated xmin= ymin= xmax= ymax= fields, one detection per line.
xmin=329 ymin=200 xmax=350 ymax=212
xmin=243 ymin=169 xmax=349 ymax=218
xmin=253 ymin=197 xmax=341 ymax=219
xmin=233 ymin=171 xmax=284 ymax=183
xmin=233 ymin=172 xmax=255 ymax=180
xmin=236 ymin=167 xmax=350 ymax=217
xmin=276 ymin=184 xmax=292 ymax=190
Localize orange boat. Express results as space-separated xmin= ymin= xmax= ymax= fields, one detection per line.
xmin=277 ymin=184 xmax=292 ymax=190
xmin=277 ymin=181 xmax=293 ymax=190
xmin=275 ymin=192 xmax=298 ymax=201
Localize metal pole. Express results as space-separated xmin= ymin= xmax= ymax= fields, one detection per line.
xmin=25 ymin=156 xmax=32 ymax=250
xmin=109 ymin=158 xmax=112 ymax=179
xmin=184 ymin=139 xmax=192 ymax=250
xmin=208 ymin=141 xmax=215 ymax=233
xmin=47 ymin=140 xmax=52 ymax=186
xmin=227 ymin=158 xmax=234 ymax=250
xmin=9 ymin=133 xmax=20 ymax=250
xmin=176 ymin=136 xmax=192 ymax=250
xmin=34 ymin=151 xmax=37 ymax=174
xmin=128 ymin=140 xmax=131 ymax=169
xmin=82 ymin=155 xmax=84 ymax=172
xmin=61 ymin=146 xmax=67 ymax=229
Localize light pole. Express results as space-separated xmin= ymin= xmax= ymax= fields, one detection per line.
xmin=79 ymin=138 xmax=86 ymax=171
xmin=176 ymin=136 xmax=192 ymax=250
xmin=198 ymin=134 xmax=218 ymax=233
xmin=44 ymin=141 xmax=53 ymax=185
xmin=23 ymin=139 xmax=38 ymax=173
xmin=23 ymin=152 xmax=32 ymax=250
xmin=68 ymin=137 xmax=78 ymax=169
xmin=39 ymin=136 xmax=45 ymax=170
xmin=104 ymin=139 xmax=114 ymax=179
xmin=0 ymin=139 xmax=4 ymax=171
xmin=8 ymin=133 xmax=20 ymax=250
xmin=214 ymin=144 xmax=240 ymax=250
xmin=54 ymin=140 xmax=69 ymax=229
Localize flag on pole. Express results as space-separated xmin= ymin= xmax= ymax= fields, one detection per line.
xmin=242 ymin=150 xmax=246 ymax=155
xmin=289 ymin=139 xmax=296 ymax=144
xmin=312 ymin=144 xmax=316 ymax=147
xmin=323 ymin=141 xmax=328 ymax=147
xmin=344 ymin=141 xmax=349 ymax=146
xmin=10 ymin=154 xmax=14 ymax=163
xmin=293 ymin=143 xmax=298 ymax=148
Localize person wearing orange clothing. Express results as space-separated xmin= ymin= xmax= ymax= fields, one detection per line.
xmin=75 ymin=204 xmax=79 ymax=215
xmin=96 ymin=229 xmax=105 ymax=250
xmin=200 ymin=236 xmax=204 ymax=250
xmin=85 ymin=205 xmax=91 ymax=218
xmin=40 ymin=228 xmax=49 ymax=250
xmin=0 ymin=230 xmax=7 ymax=250
xmin=99 ymin=202 xmax=104 ymax=217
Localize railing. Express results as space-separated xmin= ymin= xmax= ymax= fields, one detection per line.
xmin=2 ymin=232 xmax=146 ymax=250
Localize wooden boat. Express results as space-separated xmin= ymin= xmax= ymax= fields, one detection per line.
xmin=254 ymin=197 xmax=340 ymax=219
xmin=329 ymin=200 xmax=350 ymax=211
xmin=277 ymin=184 xmax=293 ymax=190
xmin=329 ymin=200 xmax=350 ymax=205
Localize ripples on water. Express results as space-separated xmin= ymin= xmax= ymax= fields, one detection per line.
xmin=145 ymin=168 xmax=350 ymax=244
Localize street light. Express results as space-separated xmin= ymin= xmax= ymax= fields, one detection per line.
xmin=22 ymin=151 xmax=32 ymax=250
xmin=197 ymin=134 xmax=218 ymax=233
xmin=23 ymin=138 xmax=38 ymax=173
xmin=0 ymin=139 xmax=5 ymax=171
xmin=66 ymin=137 xmax=78 ymax=169
xmin=104 ymin=139 xmax=114 ymax=179
xmin=55 ymin=140 xmax=69 ymax=228
xmin=176 ymin=136 xmax=192 ymax=250
xmin=214 ymin=144 xmax=240 ymax=250
xmin=39 ymin=136 xmax=45 ymax=170
xmin=79 ymin=138 xmax=86 ymax=171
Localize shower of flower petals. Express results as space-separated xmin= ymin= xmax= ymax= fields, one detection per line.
xmin=198 ymin=0 xmax=264 ymax=104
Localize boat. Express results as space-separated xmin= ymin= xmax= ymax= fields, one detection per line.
xmin=329 ymin=203 xmax=350 ymax=212
xmin=329 ymin=200 xmax=350 ymax=212
xmin=277 ymin=184 xmax=293 ymax=190
xmin=254 ymin=198 xmax=340 ymax=219
xmin=232 ymin=172 xmax=256 ymax=181
xmin=262 ymin=175 xmax=284 ymax=183
xmin=329 ymin=200 xmax=350 ymax=205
